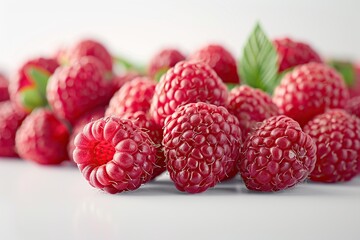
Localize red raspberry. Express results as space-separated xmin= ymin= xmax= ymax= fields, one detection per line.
xmin=111 ymin=71 xmax=141 ymax=93
xmin=163 ymin=102 xmax=242 ymax=193
xmin=68 ymin=106 xmax=106 ymax=162
xmin=273 ymin=38 xmax=322 ymax=72
xmin=0 ymin=101 xmax=27 ymax=157
xmin=348 ymin=64 xmax=360 ymax=98
xmin=239 ymin=115 xmax=316 ymax=192
xmin=111 ymin=111 xmax=165 ymax=179
xmin=106 ymin=77 xmax=155 ymax=116
xmin=47 ymin=56 xmax=113 ymax=123
xmin=16 ymin=108 xmax=70 ymax=165
xmin=0 ymin=73 xmax=10 ymax=102
xmin=228 ymin=85 xmax=279 ymax=141
xmin=9 ymin=57 xmax=59 ymax=112
xmin=68 ymin=39 xmax=113 ymax=71
xmin=73 ymin=116 xmax=157 ymax=194
xmin=150 ymin=61 xmax=228 ymax=127
xmin=303 ymin=109 xmax=360 ymax=182
xmin=273 ymin=63 xmax=349 ymax=126
xmin=346 ymin=96 xmax=360 ymax=119
xmin=189 ymin=44 xmax=240 ymax=84
xmin=148 ymin=48 xmax=185 ymax=79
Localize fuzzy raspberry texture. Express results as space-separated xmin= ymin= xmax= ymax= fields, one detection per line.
xmin=189 ymin=44 xmax=240 ymax=84
xmin=0 ymin=73 xmax=9 ymax=102
xmin=106 ymin=77 xmax=155 ymax=116
xmin=68 ymin=106 xmax=106 ymax=162
xmin=346 ymin=96 xmax=360 ymax=119
xmin=163 ymin=102 xmax=242 ymax=193
xmin=47 ymin=56 xmax=113 ymax=124
xmin=16 ymin=108 xmax=70 ymax=165
xmin=114 ymin=111 xmax=165 ymax=179
xmin=68 ymin=39 xmax=113 ymax=71
xmin=150 ymin=61 xmax=228 ymax=127
xmin=148 ymin=48 xmax=185 ymax=79
xmin=0 ymin=101 xmax=27 ymax=157
xmin=273 ymin=63 xmax=349 ymax=126
xmin=273 ymin=38 xmax=322 ymax=72
xmin=228 ymin=86 xmax=279 ymax=141
xmin=73 ymin=117 xmax=157 ymax=194
xmin=240 ymin=115 xmax=316 ymax=192
xmin=303 ymin=110 xmax=360 ymax=182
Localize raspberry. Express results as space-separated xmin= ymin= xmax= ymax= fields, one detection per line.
xmin=73 ymin=117 xmax=157 ymax=194
xmin=111 ymin=71 xmax=141 ymax=93
xmin=16 ymin=108 xmax=70 ymax=165
xmin=150 ymin=61 xmax=228 ymax=127
xmin=163 ymin=102 xmax=242 ymax=193
xmin=273 ymin=38 xmax=322 ymax=72
xmin=112 ymin=111 xmax=165 ymax=179
xmin=273 ymin=63 xmax=349 ymax=126
xmin=239 ymin=115 xmax=316 ymax=192
xmin=0 ymin=73 xmax=9 ymax=102
xmin=228 ymin=85 xmax=279 ymax=141
xmin=189 ymin=44 xmax=240 ymax=84
xmin=346 ymin=96 xmax=360 ymax=119
xmin=348 ymin=64 xmax=360 ymax=97
xmin=106 ymin=77 xmax=155 ymax=116
xmin=47 ymin=56 xmax=113 ymax=123
xmin=68 ymin=106 xmax=106 ymax=162
xmin=68 ymin=39 xmax=113 ymax=71
xmin=148 ymin=48 xmax=185 ymax=79
xmin=0 ymin=101 xmax=27 ymax=157
xmin=303 ymin=109 xmax=360 ymax=182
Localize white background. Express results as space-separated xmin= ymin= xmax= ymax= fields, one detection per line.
xmin=1 ymin=1 xmax=360 ymax=240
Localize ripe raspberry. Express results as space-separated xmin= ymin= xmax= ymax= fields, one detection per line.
xmin=73 ymin=116 xmax=157 ymax=194
xmin=0 ymin=73 xmax=9 ymax=102
xmin=68 ymin=39 xmax=113 ymax=71
xmin=148 ymin=48 xmax=185 ymax=79
xmin=16 ymin=108 xmax=70 ymax=165
xmin=68 ymin=106 xmax=106 ymax=162
xmin=106 ymin=77 xmax=155 ymax=116
xmin=111 ymin=71 xmax=141 ymax=93
xmin=228 ymin=85 xmax=279 ymax=141
xmin=239 ymin=115 xmax=316 ymax=192
xmin=273 ymin=38 xmax=322 ymax=72
xmin=112 ymin=111 xmax=165 ymax=179
xmin=346 ymin=96 xmax=360 ymax=119
xmin=9 ymin=57 xmax=59 ymax=112
xmin=47 ymin=56 xmax=113 ymax=123
xmin=349 ymin=64 xmax=360 ymax=97
xmin=150 ymin=61 xmax=228 ymax=127
xmin=273 ymin=63 xmax=349 ymax=126
xmin=303 ymin=109 xmax=360 ymax=182
xmin=0 ymin=101 xmax=27 ymax=157
xmin=189 ymin=44 xmax=240 ymax=84
xmin=163 ymin=102 xmax=242 ymax=193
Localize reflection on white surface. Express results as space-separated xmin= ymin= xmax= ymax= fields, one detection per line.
xmin=0 ymin=158 xmax=359 ymax=240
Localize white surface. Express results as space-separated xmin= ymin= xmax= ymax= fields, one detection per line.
xmin=0 ymin=158 xmax=359 ymax=240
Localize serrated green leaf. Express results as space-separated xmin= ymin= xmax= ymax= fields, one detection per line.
xmin=20 ymin=87 xmax=47 ymax=111
xmin=26 ymin=67 xmax=50 ymax=99
xmin=239 ymin=23 xmax=279 ymax=94
xmin=327 ymin=60 xmax=355 ymax=87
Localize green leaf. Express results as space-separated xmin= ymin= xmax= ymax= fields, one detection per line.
xmin=113 ymin=56 xmax=145 ymax=74
xmin=26 ymin=67 xmax=51 ymax=98
xmin=154 ymin=67 xmax=169 ymax=82
xmin=20 ymin=87 xmax=47 ymax=111
xmin=327 ymin=60 xmax=355 ymax=87
xmin=226 ymin=83 xmax=239 ymax=91
xmin=239 ymin=23 xmax=279 ymax=94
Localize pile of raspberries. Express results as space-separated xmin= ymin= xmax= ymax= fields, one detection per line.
xmin=1 ymin=37 xmax=360 ymax=194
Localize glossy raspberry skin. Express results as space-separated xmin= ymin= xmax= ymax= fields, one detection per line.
xmin=73 ymin=117 xmax=156 ymax=194
xmin=273 ymin=38 xmax=322 ymax=72
xmin=240 ymin=115 xmax=316 ymax=192
xmin=189 ymin=44 xmax=240 ymax=84
xmin=228 ymin=85 xmax=279 ymax=141
xmin=47 ymin=56 xmax=113 ymax=123
xmin=106 ymin=77 xmax=155 ymax=116
xmin=0 ymin=101 xmax=27 ymax=157
xmin=303 ymin=110 xmax=360 ymax=182
xmin=148 ymin=49 xmax=185 ymax=78
xmin=163 ymin=102 xmax=242 ymax=193
xmin=0 ymin=73 xmax=9 ymax=102
xmin=68 ymin=39 xmax=113 ymax=71
xmin=68 ymin=106 xmax=106 ymax=162
xmin=273 ymin=63 xmax=349 ymax=126
xmin=114 ymin=111 xmax=165 ymax=179
xmin=150 ymin=61 xmax=228 ymax=127
xmin=16 ymin=108 xmax=70 ymax=165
